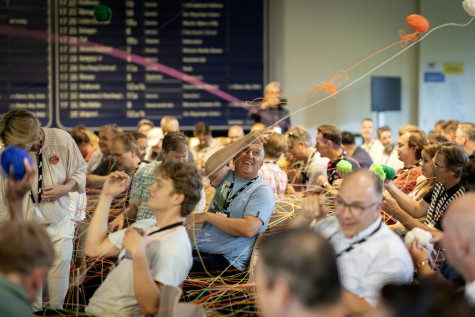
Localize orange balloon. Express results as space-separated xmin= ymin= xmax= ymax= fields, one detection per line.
xmin=406 ymin=14 xmax=429 ymax=33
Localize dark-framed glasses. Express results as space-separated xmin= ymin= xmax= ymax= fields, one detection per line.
xmin=334 ymin=197 xmax=380 ymax=216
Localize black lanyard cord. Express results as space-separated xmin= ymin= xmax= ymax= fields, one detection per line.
xmin=29 ymin=145 xmax=43 ymax=204
xmin=331 ymin=219 xmax=383 ymax=258
xmin=223 ymin=176 xmax=257 ymax=210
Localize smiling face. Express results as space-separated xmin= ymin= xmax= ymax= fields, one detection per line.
xmin=233 ymin=144 xmax=264 ymax=180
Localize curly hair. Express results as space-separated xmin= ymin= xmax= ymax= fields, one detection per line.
xmin=154 ymin=162 xmax=203 ymax=217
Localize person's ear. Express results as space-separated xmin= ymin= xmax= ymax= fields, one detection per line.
xmin=27 ymin=266 xmax=48 ymax=302
xmin=173 ymin=192 xmax=185 ymax=206
xmin=272 ymin=277 xmax=293 ymax=314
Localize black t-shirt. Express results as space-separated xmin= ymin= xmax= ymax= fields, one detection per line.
xmin=327 ymin=153 xmax=360 ymax=185
xmin=91 ymin=158 xmax=118 ymax=176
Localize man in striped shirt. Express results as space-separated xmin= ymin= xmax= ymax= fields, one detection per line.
xmin=383 ymin=142 xmax=468 ymax=234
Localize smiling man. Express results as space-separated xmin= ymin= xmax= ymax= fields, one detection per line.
xmin=295 ymin=170 xmax=413 ymax=315
xmin=186 ymin=130 xmax=275 ymax=275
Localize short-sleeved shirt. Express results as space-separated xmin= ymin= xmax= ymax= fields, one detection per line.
xmin=258 ymin=161 xmax=288 ymax=195
xmin=423 ymin=181 xmax=465 ymax=230
xmin=194 ymin=169 xmax=275 ymax=270
xmin=393 ymin=164 xmax=422 ymax=194
xmin=326 ymin=153 xmax=360 ymax=185
xmin=302 ymin=149 xmax=329 ymax=186
xmin=315 ymin=216 xmax=413 ymax=306
xmin=130 ymin=161 xmax=206 ymax=220
xmin=86 ymin=219 xmax=192 ymax=317
xmin=90 ymin=157 xmax=118 ymax=176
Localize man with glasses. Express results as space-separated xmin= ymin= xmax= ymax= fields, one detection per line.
xmin=294 ymin=170 xmax=412 ymax=315
xmin=383 ymin=142 xmax=468 ymax=233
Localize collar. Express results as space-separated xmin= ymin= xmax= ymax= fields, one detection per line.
xmin=339 ymin=216 xmax=382 ymax=243
xmin=440 ymin=180 xmax=464 ymax=195
xmin=465 ymin=280 xmax=475 ymax=305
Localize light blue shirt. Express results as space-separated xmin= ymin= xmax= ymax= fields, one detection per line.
xmin=195 ymin=169 xmax=275 ymax=270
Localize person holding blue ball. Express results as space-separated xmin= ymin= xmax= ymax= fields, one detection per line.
xmin=0 ymin=108 xmax=86 ymax=310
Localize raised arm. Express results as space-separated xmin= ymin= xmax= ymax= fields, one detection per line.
xmin=205 ymin=130 xmax=269 ymax=185
xmin=6 ymin=158 xmax=36 ymax=221
xmin=85 ymin=171 xmax=129 ymax=258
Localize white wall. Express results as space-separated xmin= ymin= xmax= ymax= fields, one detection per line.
xmin=268 ymin=0 xmax=475 ymax=139
xmin=419 ymin=0 xmax=475 ymax=131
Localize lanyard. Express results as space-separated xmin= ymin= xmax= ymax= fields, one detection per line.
xmin=29 ymin=144 xmax=43 ymax=204
xmin=394 ymin=161 xmax=420 ymax=179
xmin=122 ymin=221 xmax=184 ymax=260
xmin=223 ymin=176 xmax=257 ymax=210
xmin=124 ymin=163 xmax=141 ymax=207
xmin=147 ymin=221 xmax=184 ymax=236
xmin=331 ymin=218 xmax=383 ymax=258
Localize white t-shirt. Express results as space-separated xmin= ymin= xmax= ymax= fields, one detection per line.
xmin=86 ymin=220 xmax=192 ymax=317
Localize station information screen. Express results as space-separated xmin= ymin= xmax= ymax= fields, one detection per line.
xmin=0 ymin=0 xmax=263 ymax=131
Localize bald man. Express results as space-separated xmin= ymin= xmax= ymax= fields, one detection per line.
xmin=442 ymin=193 xmax=475 ymax=304
xmin=228 ymin=125 xmax=244 ymax=144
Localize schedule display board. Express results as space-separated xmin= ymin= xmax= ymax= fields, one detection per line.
xmin=0 ymin=0 xmax=264 ymax=131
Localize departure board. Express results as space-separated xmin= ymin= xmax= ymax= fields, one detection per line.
xmin=0 ymin=0 xmax=263 ymax=131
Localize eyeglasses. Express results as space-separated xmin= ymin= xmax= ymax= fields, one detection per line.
xmin=334 ymin=197 xmax=380 ymax=216
xmin=432 ymin=159 xmax=446 ymax=170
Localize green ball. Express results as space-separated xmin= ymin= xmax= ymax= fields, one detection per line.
xmin=336 ymin=160 xmax=353 ymax=173
xmin=369 ymin=164 xmax=386 ymax=181
xmin=382 ymin=165 xmax=396 ymax=181
xmin=94 ymin=5 xmax=112 ymax=22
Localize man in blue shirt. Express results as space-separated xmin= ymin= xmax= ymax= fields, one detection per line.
xmin=186 ymin=130 xmax=275 ymax=275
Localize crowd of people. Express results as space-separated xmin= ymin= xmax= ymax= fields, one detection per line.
xmin=1 ymin=95 xmax=475 ymax=316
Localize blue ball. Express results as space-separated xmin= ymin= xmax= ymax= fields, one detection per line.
xmin=1 ymin=146 xmax=33 ymax=181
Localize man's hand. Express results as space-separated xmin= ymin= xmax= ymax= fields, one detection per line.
xmin=300 ymin=194 xmax=327 ymax=220
xmin=123 ymin=227 xmax=147 ymax=258
xmin=249 ymin=129 xmax=272 ymax=145
xmin=408 ymin=241 xmax=431 ymax=266
xmin=102 ymin=171 xmax=129 ymax=197
xmin=6 ymin=158 xmax=36 ymax=220
xmin=42 ymin=184 xmax=69 ymax=202
xmin=316 ymin=174 xmax=329 ymax=187
xmin=382 ymin=190 xmax=402 ymax=217
xmin=185 ymin=211 xmax=208 ymax=228
xmin=109 ymin=213 xmax=125 ymax=232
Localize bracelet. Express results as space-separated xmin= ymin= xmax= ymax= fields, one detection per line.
xmin=416 ymin=259 xmax=434 ymax=272
xmin=323 ymin=182 xmax=329 ymax=188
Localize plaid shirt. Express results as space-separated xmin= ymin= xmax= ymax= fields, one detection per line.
xmin=130 ymin=161 xmax=206 ymax=220
xmin=258 ymin=161 xmax=288 ymax=195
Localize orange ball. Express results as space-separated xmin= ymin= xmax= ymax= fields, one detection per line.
xmin=407 ymin=14 xmax=429 ymax=33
